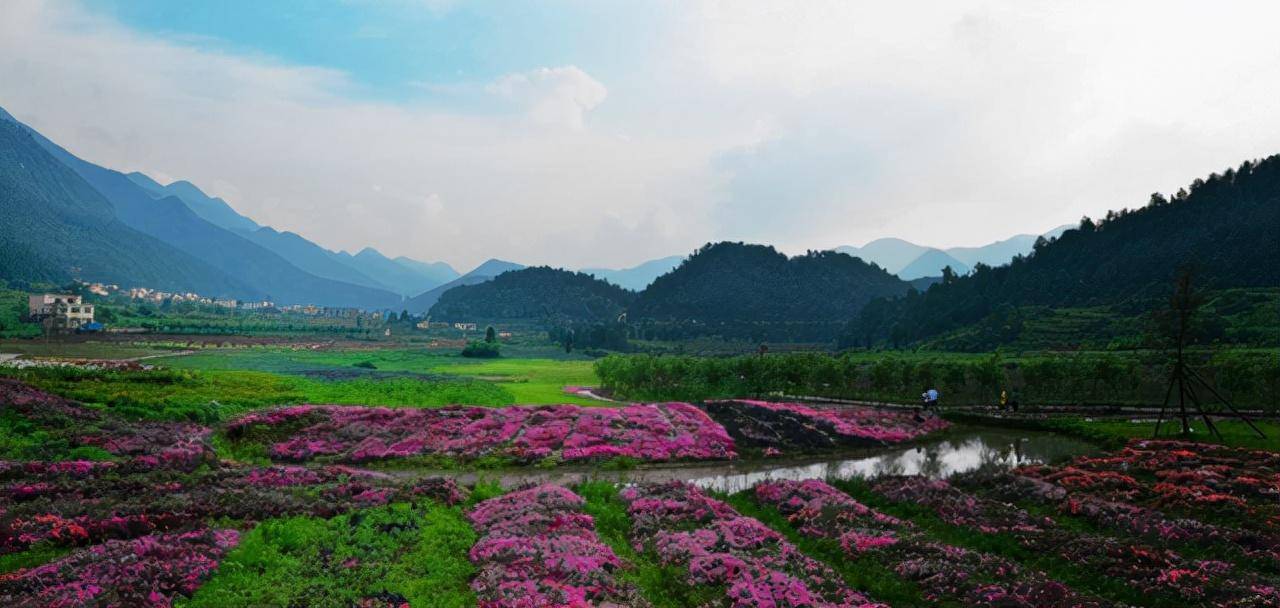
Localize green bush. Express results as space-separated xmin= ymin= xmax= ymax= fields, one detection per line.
xmin=460 ymin=340 xmax=501 ymax=359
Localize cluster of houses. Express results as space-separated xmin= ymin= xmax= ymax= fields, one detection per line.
xmin=27 ymin=286 xmax=497 ymax=338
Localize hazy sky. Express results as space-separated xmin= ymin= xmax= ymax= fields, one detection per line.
xmin=2 ymin=0 xmax=1278 ymax=271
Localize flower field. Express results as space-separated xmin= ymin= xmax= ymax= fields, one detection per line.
xmin=227 ymin=402 xmax=736 ymax=464
xmin=7 ymin=373 xmax=1279 ymax=607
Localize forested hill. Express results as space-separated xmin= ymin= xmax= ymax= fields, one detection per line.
xmin=428 ymin=267 xmax=635 ymax=322
xmin=0 ymin=120 xmax=255 ymax=296
xmin=842 ymin=155 xmax=1280 ymax=348
xmin=629 ymin=242 xmax=910 ymax=324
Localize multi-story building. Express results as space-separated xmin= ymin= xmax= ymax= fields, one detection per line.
xmin=27 ymin=294 xmax=95 ymax=331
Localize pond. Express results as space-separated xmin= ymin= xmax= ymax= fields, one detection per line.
xmin=394 ymin=424 xmax=1099 ymax=492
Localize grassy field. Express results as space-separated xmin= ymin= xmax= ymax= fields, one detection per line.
xmin=180 ymin=494 xmax=495 ymax=608
xmin=165 ymin=346 xmax=599 ymax=406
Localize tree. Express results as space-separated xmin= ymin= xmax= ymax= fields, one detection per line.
xmin=484 ymin=325 xmax=496 ymax=343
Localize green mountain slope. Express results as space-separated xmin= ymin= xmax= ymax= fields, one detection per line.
xmin=428 ymin=266 xmax=630 ymax=322
xmin=405 ymin=259 xmax=525 ymax=313
xmin=4 ymin=112 xmax=401 ymax=309
xmin=631 ymin=242 xmax=909 ymax=325
xmin=0 ymin=120 xmax=255 ymax=295
xmin=843 ymin=156 xmax=1280 ymax=349
xmin=126 ymin=172 xmax=260 ymax=233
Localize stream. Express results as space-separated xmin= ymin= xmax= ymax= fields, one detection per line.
xmin=388 ymin=425 xmax=1098 ymax=492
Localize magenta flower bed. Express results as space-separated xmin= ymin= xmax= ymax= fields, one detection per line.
xmin=0 ymin=379 xmax=215 ymax=472
xmin=873 ymin=476 xmax=1280 ymax=604
xmin=467 ymin=484 xmax=642 ymax=607
xmin=0 ymin=528 xmax=239 ymax=608
xmin=734 ymin=401 xmax=949 ymax=443
xmin=621 ymin=481 xmax=884 ymax=608
xmin=754 ymin=479 xmax=1105 ymax=607
xmin=228 ymin=402 xmax=736 ymax=464
xmin=0 ymin=459 xmax=466 ymax=554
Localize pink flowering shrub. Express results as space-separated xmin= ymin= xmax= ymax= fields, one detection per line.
xmin=0 ymin=379 xmax=215 ymax=471
xmin=621 ymin=481 xmax=884 ymax=608
xmin=229 ymin=402 xmax=735 ymax=464
xmin=467 ymin=485 xmax=644 ymax=607
xmin=754 ymin=479 xmax=1104 ymax=607
xmin=0 ymin=460 xmax=466 ymax=554
xmin=872 ymin=476 xmax=1280 ymax=605
xmin=701 ymin=400 xmax=948 ymax=453
xmin=0 ymin=528 xmax=239 ymax=607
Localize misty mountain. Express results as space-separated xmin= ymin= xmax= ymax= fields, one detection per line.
xmin=944 ymin=224 xmax=1072 ymax=268
xmin=127 ymin=170 xmax=456 ymax=297
xmin=835 ymin=238 xmax=925 ymax=275
xmin=837 ymin=225 xmax=1074 ymax=279
xmin=581 ymin=255 xmax=684 ymax=291
xmin=236 ymin=227 xmax=387 ymax=290
xmin=0 ymin=119 xmax=255 ymax=296
xmin=405 ymin=258 xmax=526 ymax=314
xmin=328 ymin=248 xmax=458 ymax=297
xmin=896 ymin=249 xmax=971 ymax=280
xmin=4 ymin=110 xmax=401 ymax=308
xmin=429 ymin=266 xmax=634 ymax=322
xmin=125 ymin=173 xmax=261 ymax=234
xmin=392 ymin=256 xmax=459 ymax=286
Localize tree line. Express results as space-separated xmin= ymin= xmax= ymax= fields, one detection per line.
xmin=594 ymin=350 xmax=1280 ymax=410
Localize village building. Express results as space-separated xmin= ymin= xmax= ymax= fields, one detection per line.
xmin=27 ymin=294 xmax=95 ymax=331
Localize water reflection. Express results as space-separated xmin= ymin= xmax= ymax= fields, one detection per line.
xmin=399 ymin=426 xmax=1097 ymax=491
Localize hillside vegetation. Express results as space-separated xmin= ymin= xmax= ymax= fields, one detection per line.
xmin=0 ymin=121 xmax=253 ymax=296
xmin=429 ymin=267 xmax=634 ymax=322
xmin=623 ymin=243 xmax=907 ymax=342
xmin=843 ymin=156 xmax=1280 ymax=349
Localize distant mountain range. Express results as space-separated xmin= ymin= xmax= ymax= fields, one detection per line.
xmin=405 ymin=259 xmax=525 ymax=314
xmin=125 ymin=173 xmax=459 ymax=297
xmin=0 ymin=103 xmax=458 ymax=308
xmin=0 ymin=118 xmax=255 ymax=296
xmin=580 ymin=256 xmax=684 ymax=291
xmin=836 ymin=225 xmax=1072 ymax=280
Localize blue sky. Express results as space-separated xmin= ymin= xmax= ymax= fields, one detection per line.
xmin=3 ymin=1 xmax=1279 ymax=269
xmin=88 ymin=0 xmax=662 ymax=104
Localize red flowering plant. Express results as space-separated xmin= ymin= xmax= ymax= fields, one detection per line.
xmin=467 ymin=484 xmax=645 ymax=607
xmin=621 ymin=481 xmax=885 ymax=608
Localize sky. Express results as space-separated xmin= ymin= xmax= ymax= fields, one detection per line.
xmin=2 ymin=0 xmax=1278 ymax=271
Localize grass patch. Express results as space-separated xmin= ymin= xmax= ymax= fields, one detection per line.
xmin=168 ymin=347 xmax=601 ymax=406
xmin=950 ymin=413 xmax=1280 ymax=451
xmin=0 ymin=543 xmax=72 ymax=574
xmin=0 ymin=365 xmax=517 ymax=423
xmin=180 ymin=500 xmax=476 ymax=608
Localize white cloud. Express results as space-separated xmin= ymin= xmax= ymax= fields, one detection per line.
xmin=2 ymin=0 xmax=1278 ymax=270
xmin=487 ymin=66 xmax=608 ymax=130
xmin=0 ymin=0 xmax=719 ymax=269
